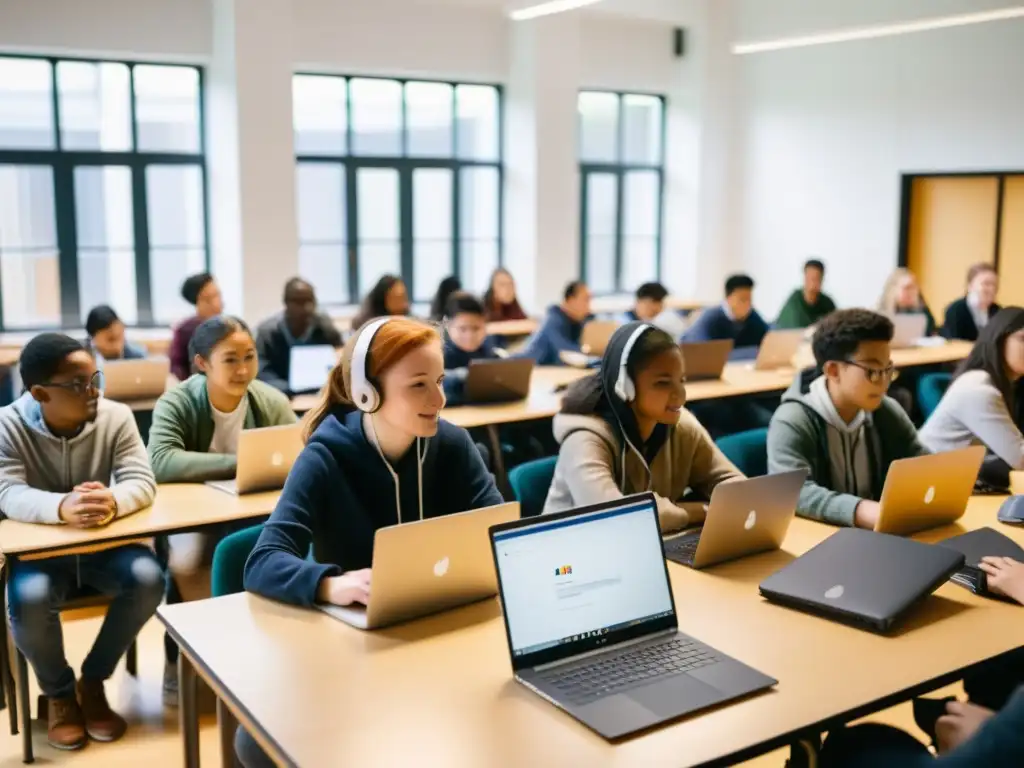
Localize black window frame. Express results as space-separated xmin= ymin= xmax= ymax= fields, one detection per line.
xmin=0 ymin=53 xmax=210 ymax=330
xmin=293 ymin=72 xmax=504 ymax=306
xmin=578 ymin=89 xmax=667 ymax=296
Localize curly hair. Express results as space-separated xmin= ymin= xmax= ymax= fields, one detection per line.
xmin=811 ymin=308 xmax=894 ymax=368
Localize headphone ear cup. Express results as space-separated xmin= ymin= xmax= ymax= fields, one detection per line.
xmin=356 ymin=382 xmax=381 ymax=413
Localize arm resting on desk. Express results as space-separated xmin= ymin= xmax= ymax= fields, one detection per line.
xmin=109 ymin=406 xmax=157 ymax=516
xmin=0 ymin=435 xmax=65 ymax=524
xmin=148 ymin=393 xmax=236 ymax=483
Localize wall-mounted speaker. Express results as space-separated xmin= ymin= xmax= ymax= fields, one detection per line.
xmin=674 ymin=27 xmax=686 ymax=58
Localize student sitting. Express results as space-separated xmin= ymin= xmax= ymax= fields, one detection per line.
xmin=169 ymin=272 xmax=223 ymax=380
xmin=521 ymin=280 xmax=592 ymax=365
xmin=775 ymin=259 xmax=837 ymax=330
xmin=543 ymin=322 xmax=743 ymax=531
xmin=943 ymin=263 xmax=1001 ymax=342
xmin=0 ymin=334 xmax=160 ymax=750
xmin=683 ymin=274 xmax=769 ymax=355
xmin=429 ymin=275 xmax=462 ymax=322
xmin=84 ymin=305 xmax=147 ymax=367
xmin=877 ymin=267 xmax=937 ymax=336
xmin=350 ymin=274 xmax=410 ymax=330
xmin=442 ymin=292 xmax=502 ymax=405
xmin=254 ymin=277 xmax=342 ymax=396
xmin=767 ymin=309 xmax=928 ymax=529
xmin=626 ymin=282 xmax=669 ymax=322
xmin=483 ymin=267 xmax=528 ymax=322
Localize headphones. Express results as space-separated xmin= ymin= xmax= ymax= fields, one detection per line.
xmin=350 ymin=317 xmax=390 ymax=413
xmin=613 ymin=324 xmax=653 ymax=402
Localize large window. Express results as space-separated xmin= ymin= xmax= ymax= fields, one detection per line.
xmin=0 ymin=55 xmax=208 ymax=330
xmin=578 ymin=91 xmax=665 ymax=295
xmin=293 ymin=75 xmax=502 ymax=305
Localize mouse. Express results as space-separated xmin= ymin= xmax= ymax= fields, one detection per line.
xmin=997 ymin=495 xmax=1024 ymax=524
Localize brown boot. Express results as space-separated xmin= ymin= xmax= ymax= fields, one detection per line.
xmin=77 ymin=679 xmax=127 ymax=742
xmin=47 ymin=696 xmax=87 ymax=750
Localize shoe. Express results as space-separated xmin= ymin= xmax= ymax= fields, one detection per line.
xmin=163 ymin=661 xmax=179 ymax=708
xmin=77 ymin=679 xmax=127 ymax=742
xmin=47 ymin=696 xmax=87 ymax=751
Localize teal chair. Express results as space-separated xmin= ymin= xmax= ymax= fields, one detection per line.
xmin=508 ymin=456 xmax=557 ymax=518
xmin=918 ymin=373 xmax=952 ymax=421
xmin=211 ymin=525 xmax=263 ymax=597
xmin=716 ymin=428 xmax=769 ymax=477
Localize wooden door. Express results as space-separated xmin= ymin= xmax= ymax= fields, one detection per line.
xmin=998 ymin=176 xmax=1024 ymax=307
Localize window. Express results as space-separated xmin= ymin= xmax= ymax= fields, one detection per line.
xmin=0 ymin=55 xmax=207 ymax=330
xmin=578 ymin=91 xmax=665 ymax=295
xmin=293 ymin=75 xmax=502 ymax=305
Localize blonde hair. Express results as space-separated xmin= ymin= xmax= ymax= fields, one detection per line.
xmin=877 ymin=268 xmax=921 ymax=315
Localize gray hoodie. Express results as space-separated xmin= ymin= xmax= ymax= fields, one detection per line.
xmin=0 ymin=394 xmax=156 ymax=524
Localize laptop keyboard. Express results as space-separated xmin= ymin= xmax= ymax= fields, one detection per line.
xmin=538 ymin=637 xmax=719 ymax=705
xmin=663 ymin=530 xmax=703 ymax=565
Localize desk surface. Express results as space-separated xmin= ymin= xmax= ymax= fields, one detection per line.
xmin=159 ymin=495 xmax=1024 ymax=768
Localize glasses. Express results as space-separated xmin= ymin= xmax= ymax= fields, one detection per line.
xmin=843 ymin=360 xmax=899 ymax=384
xmin=42 ymin=370 xmax=104 ymax=396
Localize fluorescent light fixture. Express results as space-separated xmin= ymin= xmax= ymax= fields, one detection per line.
xmin=733 ymin=5 xmax=1024 ymax=54
xmin=509 ymin=0 xmax=602 ymax=22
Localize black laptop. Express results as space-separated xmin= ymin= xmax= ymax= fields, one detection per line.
xmin=759 ymin=528 xmax=965 ymax=633
xmin=464 ymin=358 xmax=534 ymax=403
xmin=489 ymin=493 xmax=776 ymax=740
xmin=937 ymin=527 xmax=1024 ymax=597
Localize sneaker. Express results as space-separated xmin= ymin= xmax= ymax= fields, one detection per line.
xmin=77 ymin=679 xmax=127 ymax=742
xmin=47 ymin=696 xmax=87 ymax=751
xmin=163 ymin=662 xmax=179 ymax=708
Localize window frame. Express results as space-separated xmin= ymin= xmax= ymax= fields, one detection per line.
xmin=578 ymin=89 xmax=667 ymax=296
xmin=293 ymin=72 xmax=504 ymax=306
xmin=0 ymin=52 xmax=209 ymax=330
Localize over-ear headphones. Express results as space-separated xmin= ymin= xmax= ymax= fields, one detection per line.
xmin=350 ymin=317 xmax=390 ymax=413
xmin=613 ymin=324 xmax=653 ymax=402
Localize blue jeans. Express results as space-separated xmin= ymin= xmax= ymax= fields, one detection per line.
xmin=6 ymin=545 xmax=165 ymax=699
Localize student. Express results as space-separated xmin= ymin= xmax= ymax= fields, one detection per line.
xmin=543 ymin=322 xmax=743 ymax=530
xmin=626 ymin=282 xmax=669 ymax=322
xmin=775 ymin=259 xmax=837 ymax=330
xmin=429 ymin=275 xmax=462 ymax=322
xmin=0 ymin=334 xmax=160 ymax=750
xmin=441 ymin=292 xmax=502 ymax=405
xmin=943 ymin=263 xmax=1001 ymax=342
xmin=84 ymin=305 xmax=147 ymax=367
xmin=683 ymin=274 xmax=769 ymax=354
xmin=877 ymin=267 xmax=937 ymax=336
xmin=767 ymin=309 xmax=928 ymax=528
xmin=169 ymin=272 xmax=223 ymax=380
xmin=521 ymin=280 xmax=592 ymax=365
xmin=254 ymin=277 xmax=343 ymax=396
xmin=483 ymin=267 xmax=528 ymax=322
xmin=350 ymin=274 xmax=410 ymax=330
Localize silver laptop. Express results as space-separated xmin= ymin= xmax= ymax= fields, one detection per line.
xmin=318 ymin=502 xmax=519 ymax=629
xmin=754 ymin=330 xmax=805 ymax=370
xmin=890 ymin=313 xmax=929 ymax=349
xmin=679 ymin=339 xmax=733 ymax=381
xmin=580 ymin=321 xmax=618 ymax=356
xmin=206 ymin=424 xmax=304 ymax=495
xmin=102 ymin=357 xmax=170 ymax=400
xmin=663 ymin=471 xmax=806 ymax=569
xmin=464 ymin=358 xmax=535 ymax=403
xmin=489 ymin=493 xmax=776 ymax=740
xmin=288 ymin=344 xmax=337 ymax=394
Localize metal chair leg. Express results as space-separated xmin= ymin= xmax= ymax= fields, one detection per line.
xmin=125 ymin=640 xmax=138 ymax=677
xmin=16 ymin=650 xmax=33 ymax=763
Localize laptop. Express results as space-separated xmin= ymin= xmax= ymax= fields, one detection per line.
xmin=753 ymin=330 xmax=805 ymax=371
xmin=288 ymin=344 xmax=337 ymax=394
xmin=875 ymin=446 xmax=985 ymax=536
xmin=890 ymin=313 xmax=929 ymax=349
xmin=663 ymin=471 xmax=806 ymax=569
xmin=759 ymin=528 xmax=965 ymax=632
xmin=317 ymin=502 xmax=519 ymax=629
xmin=580 ymin=321 xmax=618 ymax=356
xmin=206 ymin=424 xmax=304 ymax=495
xmin=489 ymin=493 xmax=776 ymax=740
xmin=102 ymin=358 xmax=170 ymax=400
xmin=679 ymin=340 xmax=733 ymax=381
xmin=937 ymin=527 xmax=1024 ymax=597
xmin=464 ymin=358 xmax=535 ymax=403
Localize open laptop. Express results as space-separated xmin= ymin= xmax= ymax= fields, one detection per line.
xmin=875 ymin=446 xmax=985 ymax=536
xmin=580 ymin=321 xmax=618 ymax=356
xmin=937 ymin=527 xmax=1024 ymax=597
xmin=102 ymin=358 xmax=170 ymax=401
xmin=206 ymin=424 xmax=304 ymax=495
xmin=753 ymin=330 xmax=805 ymax=371
xmin=464 ymin=358 xmax=535 ymax=403
xmin=317 ymin=502 xmax=519 ymax=629
xmin=288 ymin=344 xmax=337 ymax=394
xmin=679 ymin=339 xmax=733 ymax=381
xmin=489 ymin=493 xmax=776 ymax=740
xmin=759 ymin=528 xmax=965 ymax=632
xmin=890 ymin=313 xmax=929 ymax=349
xmin=663 ymin=471 xmax=806 ymax=569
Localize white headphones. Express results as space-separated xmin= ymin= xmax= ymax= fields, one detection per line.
xmin=613 ymin=324 xmax=653 ymax=402
xmin=350 ymin=317 xmax=390 ymax=413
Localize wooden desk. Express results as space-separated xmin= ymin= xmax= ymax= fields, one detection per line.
xmin=486 ymin=318 xmax=538 ymax=337
xmin=159 ymin=495 xmax=1024 ymax=768
xmin=590 ymin=295 xmax=704 ymax=314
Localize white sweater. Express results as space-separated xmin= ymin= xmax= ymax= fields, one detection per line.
xmin=919 ymin=369 xmax=1024 ymax=470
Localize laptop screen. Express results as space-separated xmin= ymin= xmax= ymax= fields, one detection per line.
xmin=492 ymin=496 xmax=675 ymax=666
xmin=289 ymin=345 xmax=337 ymax=393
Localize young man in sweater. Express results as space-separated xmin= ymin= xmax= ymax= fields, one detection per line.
xmin=683 ymin=274 xmax=769 ymax=356
xmin=775 ymin=259 xmax=837 ymax=329
xmin=0 ymin=334 xmax=161 ymax=750
xmin=521 ymin=280 xmax=592 ymax=366
xmin=767 ymin=309 xmax=928 ymax=528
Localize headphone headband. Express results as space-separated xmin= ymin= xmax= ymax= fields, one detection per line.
xmin=351 ymin=317 xmax=391 ymax=413
xmin=614 ymin=324 xmax=653 ymax=402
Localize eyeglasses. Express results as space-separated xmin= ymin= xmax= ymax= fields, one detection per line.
xmin=843 ymin=360 xmax=899 ymax=385
xmin=42 ymin=370 xmax=104 ymax=397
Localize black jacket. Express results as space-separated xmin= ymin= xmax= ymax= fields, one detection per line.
xmin=942 ymin=297 xmax=1000 ymax=342
xmin=254 ymin=313 xmax=343 ymax=396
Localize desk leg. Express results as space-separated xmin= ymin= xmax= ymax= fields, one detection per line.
xmin=217 ymin=698 xmax=238 ymax=768
xmin=178 ymin=654 xmax=200 ymax=768
xmin=484 ymin=425 xmax=510 ymax=497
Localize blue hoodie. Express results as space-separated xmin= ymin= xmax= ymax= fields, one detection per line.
xmin=442 ymin=336 xmax=501 ymax=404
xmin=683 ymin=304 xmax=769 ymax=355
xmin=520 ymin=305 xmax=586 ymax=366
xmin=243 ymin=408 xmax=504 ymax=606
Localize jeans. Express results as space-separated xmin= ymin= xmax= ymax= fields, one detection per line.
xmin=6 ymin=545 xmax=165 ymax=699
xmin=819 ymin=723 xmax=933 ymax=768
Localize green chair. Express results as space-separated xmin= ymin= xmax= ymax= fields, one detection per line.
xmin=508 ymin=456 xmax=557 ymax=518
xmin=716 ymin=428 xmax=769 ymax=477
xmin=917 ymin=373 xmax=952 ymax=421
xmin=211 ymin=525 xmax=263 ymax=598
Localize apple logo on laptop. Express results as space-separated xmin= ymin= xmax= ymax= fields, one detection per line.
xmin=744 ymin=511 xmax=757 ymax=531
xmin=924 ymin=486 xmax=936 ymax=505
xmin=824 ymin=585 xmax=845 ymax=600
xmin=433 ymin=557 xmax=450 ymax=577
xmin=270 ymin=452 xmax=284 ymax=467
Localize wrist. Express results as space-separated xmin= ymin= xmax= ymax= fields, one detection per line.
xmin=316 ymin=575 xmax=333 ymax=603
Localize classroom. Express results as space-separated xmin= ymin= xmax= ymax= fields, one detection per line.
xmin=1 ymin=0 xmax=1024 ymax=765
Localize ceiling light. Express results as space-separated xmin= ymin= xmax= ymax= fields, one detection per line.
xmin=509 ymin=0 xmax=602 ymax=22
xmin=733 ymin=5 xmax=1024 ymax=54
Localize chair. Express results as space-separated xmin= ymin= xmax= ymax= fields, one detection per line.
xmin=716 ymin=428 xmax=769 ymax=477
xmin=508 ymin=456 xmax=557 ymax=518
xmin=917 ymin=373 xmax=952 ymax=421
xmin=211 ymin=525 xmax=263 ymax=598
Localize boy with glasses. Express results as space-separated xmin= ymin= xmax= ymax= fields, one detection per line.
xmin=0 ymin=333 xmax=161 ymax=750
xmin=767 ymin=309 xmax=928 ymax=529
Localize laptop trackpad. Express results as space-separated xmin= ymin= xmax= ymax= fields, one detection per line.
xmin=628 ymin=672 xmax=721 ymax=716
